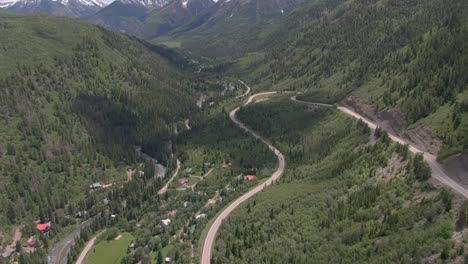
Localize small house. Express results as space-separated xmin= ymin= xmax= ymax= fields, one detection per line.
xmin=183 ymin=201 xmax=188 ymax=208
xmin=245 ymin=175 xmax=256 ymax=181
xmin=222 ymin=163 xmax=232 ymax=169
xmin=168 ymin=210 xmax=177 ymax=216
xmin=165 ymin=257 xmax=171 ymax=263
xmin=161 ymin=218 xmax=171 ymax=227
xmin=195 ymin=214 xmax=206 ymax=219
xmin=90 ymin=182 xmax=102 ymax=189
xmin=36 ymin=223 xmax=51 ymax=232
xmin=178 ymin=179 xmax=189 ymax=186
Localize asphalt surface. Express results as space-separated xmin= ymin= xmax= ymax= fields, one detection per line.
xmin=75 ymin=236 xmax=96 ymax=264
xmin=291 ymin=96 xmax=468 ymax=199
xmin=201 ymin=91 xmax=286 ymax=264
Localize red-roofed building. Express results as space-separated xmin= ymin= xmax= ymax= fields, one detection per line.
xmin=168 ymin=210 xmax=177 ymax=216
xmin=36 ymin=223 xmax=51 ymax=232
xmin=178 ymin=179 xmax=189 ymax=186
xmin=245 ymin=175 xmax=256 ymax=181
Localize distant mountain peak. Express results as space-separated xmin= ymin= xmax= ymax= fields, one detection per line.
xmin=1 ymin=0 xmax=106 ymax=17
xmin=0 ymin=0 xmax=106 ymax=8
xmin=117 ymin=0 xmax=169 ymax=9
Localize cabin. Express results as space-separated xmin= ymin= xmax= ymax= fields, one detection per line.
xmin=195 ymin=214 xmax=206 ymax=219
xmin=89 ymin=182 xmax=102 ymax=189
xmin=168 ymin=210 xmax=177 ymax=216
xmin=178 ymin=179 xmax=189 ymax=186
xmin=161 ymin=218 xmax=171 ymax=228
xmin=36 ymin=223 xmax=51 ymax=232
xmin=244 ymin=175 xmax=256 ymax=181
xmin=221 ymin=163 xmax=232 ymax=169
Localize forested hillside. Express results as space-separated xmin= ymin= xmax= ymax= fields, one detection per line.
xmin=0 ymin=13 xmax=198 ymax=248
xmin=213 ymin=98 xmax=464 ymax=263
xmin=231 ymin=0 xmax=468 ymax=160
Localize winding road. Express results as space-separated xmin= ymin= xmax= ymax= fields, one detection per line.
xmin=202 ymin=90 xmax=468 ymax=264
xmin=291 ymin=96 xmax=468 ymax=199
xmin=236 ymin=80 xmax=252 ymax=98
xmin=201 ymin=91 xmax=286 ymax=264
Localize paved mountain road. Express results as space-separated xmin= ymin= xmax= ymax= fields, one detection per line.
xmin=200 ymin=91 xmax=286 ymax=264
xmin=291 ymin=96 xmax=468 ymax=199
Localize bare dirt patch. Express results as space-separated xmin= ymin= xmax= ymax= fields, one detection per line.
xmin=341 ymin=96 xmax=441 ymax=154
xmin=374 ymin=154 xmax=404 ymax=182
xmin=114 ymin=234 xmax=122 ymax=240
xmin=1 ymin=226 xmax=21 ymax=259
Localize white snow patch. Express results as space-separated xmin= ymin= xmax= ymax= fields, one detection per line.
xmin=280 ymin=9 xmax=284 ymax=14
xmin=0 ymin=0 xmax=20 ymax=8
xmin=181 ymin=0 xmax=187 ymax=8
xmin=0 ymin=0 xmax=106 ymax=7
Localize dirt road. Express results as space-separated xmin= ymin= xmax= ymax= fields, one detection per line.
xmin=291 ymin=96 xmax=468 ymax=199
xmin=236 ymin=80 xmax=252 ymax=98
xmin=200 ymin=92 xmax=286 ymax=264
xmin=158 ymin=159 xmax=181 ymax=194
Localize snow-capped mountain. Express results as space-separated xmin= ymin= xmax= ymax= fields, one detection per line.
xmin=118 ymin=0 xmax=170 ymax=9
xmin=0 ymin=0 xmax=106 ymax=18
xmin=87 ymin=0 xmax=213 ymax=38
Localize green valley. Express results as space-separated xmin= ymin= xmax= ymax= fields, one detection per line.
xmin=0 ymin=0 xmax=467 ymax=262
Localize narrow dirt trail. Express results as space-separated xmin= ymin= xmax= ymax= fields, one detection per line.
xmin=158 ymin=159 xmax=181 ymax=195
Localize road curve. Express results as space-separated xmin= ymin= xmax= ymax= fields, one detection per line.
xmin=158 ymin=159 xmax=181 ymax=195
xmin=236 ymin=80 xmax=252 ymax=98
xmin=201 ymin=92 xmax=286 ymax=264
xmin=291 ymin=96 xmax=468 ymax=199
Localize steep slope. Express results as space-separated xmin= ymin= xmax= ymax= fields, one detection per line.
xmin=157 ymin=0 xmax=307 ymax=57
xmin=87 ymin=0 xmax=173 ymax=37
xmin=141 ymin=0 xmax=214 ymax=39
xmin=1 ymin=0 xmax=105 ymax=18
xmin=89 ymin=0 xmax=306 ymax=54
xmin=213 ymin=98 xmax=460 ymax=263
xmin=0 ymin=14 xmax=197 ymax=250
xmin=239 ymin=0 xmax=468 ymax=161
